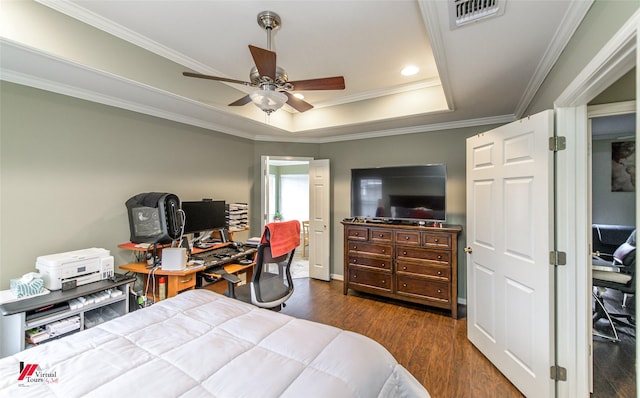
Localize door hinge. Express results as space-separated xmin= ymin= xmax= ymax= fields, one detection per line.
xmin=550 ymin=251 xmax=567 ymax=266
xmin=549 ymin=136 xmax=566 ymax=151
xmin=550 ymin=365 xmax=567 ymax=381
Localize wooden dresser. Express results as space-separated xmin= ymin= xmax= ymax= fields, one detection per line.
xmin=342 ymin=221 xmax=462 ymax=318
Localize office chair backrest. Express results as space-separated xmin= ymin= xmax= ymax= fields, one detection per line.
xmin=614 ymin=229 xmax=636 ymax=267
xmin=249 ymin=242 xmax=295 ymax=310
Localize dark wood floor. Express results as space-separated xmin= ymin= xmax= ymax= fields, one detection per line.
xmin=281 ymin=278 xmax=523 ymax=398
xmin=592 ymin=288 xmax=636 ymax=398
xmin=208 ymin=277 xmax=636 ymax=397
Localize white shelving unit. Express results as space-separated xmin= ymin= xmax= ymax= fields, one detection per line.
xmin=0 ymin=277 xmax=133 ymax=358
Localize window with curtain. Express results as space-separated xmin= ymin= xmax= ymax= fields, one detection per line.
xmin=280 ymin=174 xmax=309 ymax=222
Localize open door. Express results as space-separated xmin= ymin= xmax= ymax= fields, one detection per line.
xmin=261 ymin=156 xmax=331 ymax=281
xmin=466 ymin=110 xmax=555 ymax=397
xmin=308 ymin=159 xmax=331 ymax=281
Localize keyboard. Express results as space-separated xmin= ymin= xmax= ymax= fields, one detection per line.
xmin=192 ymin=245 xmax=257 ymax=270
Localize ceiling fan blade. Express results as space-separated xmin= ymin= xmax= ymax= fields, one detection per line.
xmin=229 ymin=95 xmax=252 ymax=107
xmin=284 ymin=92 xmax=314 ymax=113
xmin=249 ymin=45 xmax=277 ymax=80
xmin=289 ymin=76 xmax=345 ymax=91
xmin=183 ymin=72 xmax=252 ymax=86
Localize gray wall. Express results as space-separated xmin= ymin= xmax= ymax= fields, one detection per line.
xmin=525 ymin=0 xmax=639 ymax=115
xmin=316 ymin=127 xmax=500 ymax=299
xmin=0 ymin=82 xmax=254 ymax=288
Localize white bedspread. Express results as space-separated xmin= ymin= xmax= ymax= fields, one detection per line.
xmin=0 ymin=289 xmax=429 ymax=397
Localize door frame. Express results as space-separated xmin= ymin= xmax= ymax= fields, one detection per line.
xmin=260 ymin=155 xmax=313 ymax=231
xmin=554 ymin=11 xmax=638 ymax=397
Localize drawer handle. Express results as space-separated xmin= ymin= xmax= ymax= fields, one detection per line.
xmin=180 ymin=277 xmax=192 ymax=284
xmin=381 ymin=263 xmax=385 ymax=268
xmin=381 ymin=280 xmax=385 ymax=284
xmin=403 ymin=266 xmax=407 ymax=271
xmin=381 ymin=249 xmax=386 ymax=253
xmin=352 ymin=259 xmax=358 ymax=263
xmin=379 ymin=234 xmax=384 ymax=237
xmin=355 ymin=232 xmax=359 ymax=236
xmin=434 ymin=238 xmax=439 ymax=243
xmin=353 ymin=245 xmax=357 ymax=250
xmin=437 ymin=271 xmax=442 ymax=275
xmin=437 ymin=255 xmax=442 ymax=260
xmin=353 ymin=274 xmax=357 ymax=279
xmin=405 ymin=236 xmax=410 ymax=240
xmin=403 ymin=283 xmax=407 ymax=288
xmin=437 ymin=289 xmax=442 ymax=294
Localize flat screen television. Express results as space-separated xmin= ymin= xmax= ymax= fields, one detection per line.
xmin=181 ymin=200 xmax=226 ymax=234
xmin=350 ymin=165 xmax=447 ymax=223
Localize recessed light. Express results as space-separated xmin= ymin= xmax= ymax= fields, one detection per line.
xmin=293 ymin=93 xmax=305 ymax=99
xmin=401 ymin=65 xmax=419 ymax=76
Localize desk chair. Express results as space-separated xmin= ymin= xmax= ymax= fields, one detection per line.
xmin=592 ymin=229 xmax=636 ymax=342
xmin=223 ymin=221 xmax=299 ymax=311
xmin=302 ymin=221 xmax=310 ymax=258
xmin=223 ymin=243 xmax=295 ymax=311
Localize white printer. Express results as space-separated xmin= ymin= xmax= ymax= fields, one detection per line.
xmin=36 ymin=248 xmax=114 ymax=290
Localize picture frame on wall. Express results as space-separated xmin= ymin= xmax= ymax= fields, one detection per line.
xmin=611 ymin=141 xmax=636 ymax=192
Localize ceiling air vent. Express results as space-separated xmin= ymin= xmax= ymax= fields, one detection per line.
xmin=449 ymin=0 xmax=506 ymax=29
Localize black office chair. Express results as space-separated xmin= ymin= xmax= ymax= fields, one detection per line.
xmin=592 ymin=229 xmax=636 ymax=342
xmin=222 ymin=242 xmax=295 ymax=311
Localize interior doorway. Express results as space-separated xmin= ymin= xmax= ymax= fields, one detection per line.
xmin=262 ymin=156 xmax=311 ymax=279
xmin=589 ymin=106 xmax=636 ymax=397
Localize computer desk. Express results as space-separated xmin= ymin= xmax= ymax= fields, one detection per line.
xmin=118 ymin=241 xmax=255 ymax=300
xmin=119 ymin=261 xmax=254 ymax=300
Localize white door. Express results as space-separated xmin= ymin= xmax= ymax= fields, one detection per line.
xmin=309 ymin=159 xmax=331 ymax=281
xmin=466 ymin=110 xmax=555 ymax=397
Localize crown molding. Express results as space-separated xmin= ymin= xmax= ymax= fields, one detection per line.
xmin=556 ymin=8 xmax=638 ymax=108
xmin=514 ymin=0 xmax=594 ymax=118
xmin=1 ymin=37 xmax=513 ymax=145
xmin=36 ymin=0 xmax=444 ymax=109
xmin=418 ymin=0 xmax=456 ymax=112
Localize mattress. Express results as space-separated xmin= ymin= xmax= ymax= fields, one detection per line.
xmin=0 ymin=289 xmax=429 ymax=397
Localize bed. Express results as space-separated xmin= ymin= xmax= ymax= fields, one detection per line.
xmin=0 ymin=289 xmax=430 ymax=397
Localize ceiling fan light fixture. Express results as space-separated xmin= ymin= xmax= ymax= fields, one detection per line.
xmin=250 ymin=89 xmax=288 ymax=114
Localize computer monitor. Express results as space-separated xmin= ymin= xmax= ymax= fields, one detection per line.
xmin=181 ymin=200 xmax=226 ymax=235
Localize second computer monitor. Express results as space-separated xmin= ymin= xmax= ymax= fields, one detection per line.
xmin=181 ymin=200 xmax=226 ymax=235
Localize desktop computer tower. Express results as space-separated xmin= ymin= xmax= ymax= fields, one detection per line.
xmin=125 ymin=192 xmax=181 ymax=244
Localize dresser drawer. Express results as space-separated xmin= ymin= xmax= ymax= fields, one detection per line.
xmin=346 ymin=226 xmax=368 ymax=241
xmin=396 ymin=261 xmax=450 ymax=280
xmin=396 ymin=276 xmax=450 ymax=302
xmin=348 ymin=255 xmax=391 ymax=271
xmin=347 ymin=242 xmax=392 ymax=257
xmin=348 ymin=267 xmax=392 ymax=292
xmin=370 ymin=228 xmax=393 ymax=243
xmin=396 ymin=246 xmax=450 ymax=265
xmin=422 ymin=232 xmax=452 ymax=248
xmin=395 ymin=230 xmax=420 ymax=245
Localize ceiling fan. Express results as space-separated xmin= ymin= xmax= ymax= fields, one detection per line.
xmin=183 ymin=11 xmax=345 ymax=115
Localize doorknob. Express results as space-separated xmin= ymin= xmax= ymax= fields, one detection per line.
xmin=464 ymin=247 xmax=473 ymax=254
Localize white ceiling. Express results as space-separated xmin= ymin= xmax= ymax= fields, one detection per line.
xmin=0 ymin=0 xmax=593 ymax=142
